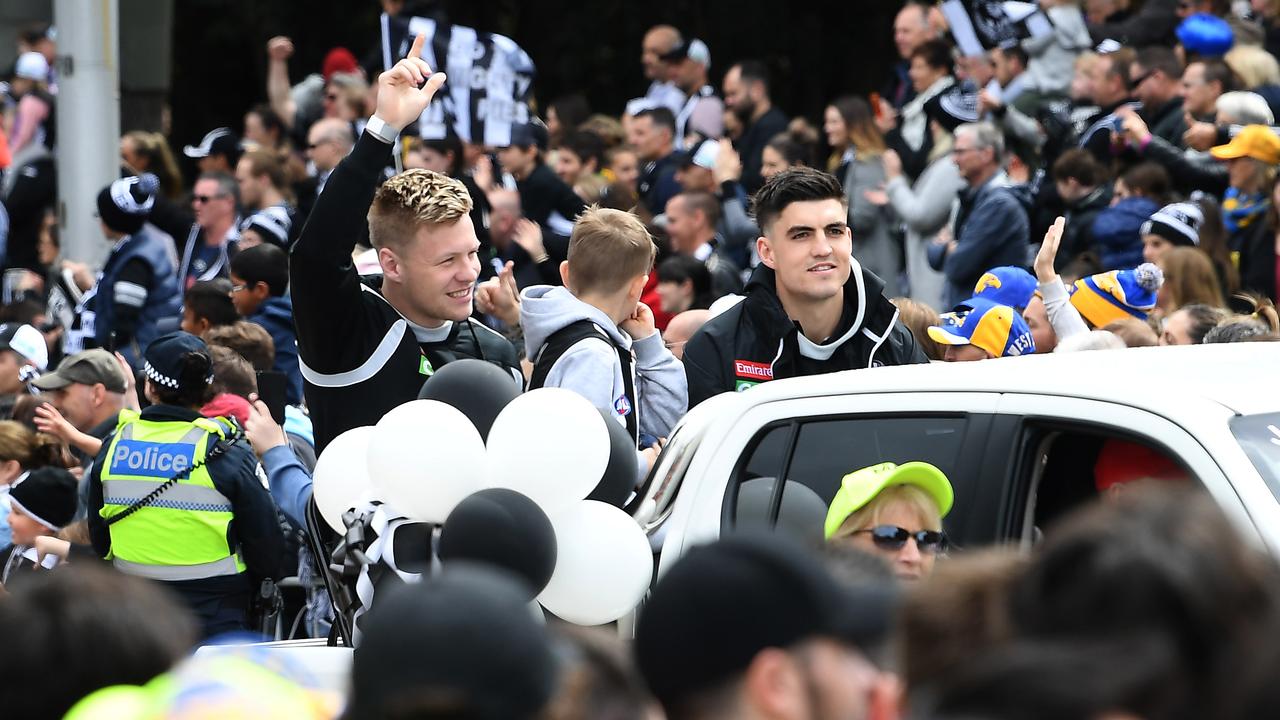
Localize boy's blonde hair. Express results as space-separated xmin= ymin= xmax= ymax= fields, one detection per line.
xmin=566 ymin=206 xmax=657 ymax=296
xmin=368 ymin=169 xmax=473 ymax=253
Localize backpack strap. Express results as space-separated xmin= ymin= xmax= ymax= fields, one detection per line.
xmin=529 ymin=320 xmax=639 ymax=444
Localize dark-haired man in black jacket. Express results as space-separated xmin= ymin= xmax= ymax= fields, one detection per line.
xmin=682 ymin=167 xmax=927 ymax=407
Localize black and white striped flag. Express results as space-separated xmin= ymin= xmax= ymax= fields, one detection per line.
xmin=941 ymin=0 xmax=1053 ymax=57
xmin=381 ymin=13 xmax=536 ymax=147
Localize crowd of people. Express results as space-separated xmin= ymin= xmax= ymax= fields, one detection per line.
xmin=2 ymin=0 xmax=1280 ymax=716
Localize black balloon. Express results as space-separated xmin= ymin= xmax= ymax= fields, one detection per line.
xmin=438 ymin=488 xmax=558 ymax=595
xmin=589 ymin=408 xmax=638 ymax=507
xmin=418 ymin=359 xmax=522 ymax=440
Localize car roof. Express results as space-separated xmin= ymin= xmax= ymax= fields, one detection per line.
xmin=736 ymin=344 xmax=1280 ymax=417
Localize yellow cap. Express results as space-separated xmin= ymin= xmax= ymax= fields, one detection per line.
xmin=1210 ymin=124 xmax=1280 ymax=165
xmin=823 ymin=461 xmax=954 ymax=539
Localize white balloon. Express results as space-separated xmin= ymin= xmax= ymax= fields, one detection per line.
xmin=538 ymin=501 xmax=653 ymax=625
xmin=367 ymin=399 xmax=487 ymax=523
xmin=312 ymin=425 xmax=375 ymax=533
xmin=485 ymin=388 xmax=611 ymax=514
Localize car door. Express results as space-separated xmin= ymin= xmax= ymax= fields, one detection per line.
xmin=991 ymin=393 xmax=1260 ymax=547
xmin=656 ymin=392 xmax=1006 ymax=575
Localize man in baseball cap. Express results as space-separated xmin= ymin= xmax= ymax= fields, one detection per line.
xmin=32 ymin=349 xmax=131 ymax=461
xmin=634 ymin=533 xmax=899 ymax=720
xmin=928 ymin=296 xmax=1036 ymax=362
xmin=183 ymin=127 xmax=242 ymax=175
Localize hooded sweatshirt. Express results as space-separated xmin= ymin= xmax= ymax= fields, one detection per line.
xmin=520 ymin=286 xmax=689 ymax=478
xmin=248 ymin=295 xmax=303 ymax=406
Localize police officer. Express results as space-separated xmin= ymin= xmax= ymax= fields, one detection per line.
xmin=86 ymin=332 xmax=283 ymax=638
xmin=65 ymin=173 xmax=182 ymax=370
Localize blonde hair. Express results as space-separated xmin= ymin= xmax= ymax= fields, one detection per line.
xmin=368 ymin=169 xmax=474 ymax=252
xmin=122 ymin=130 xmax=184 ymax=200
xmin=1161 ymin=247 xmax=1225 ymax=309
xmin=0 ymin=421 xmax=72 ymax=469
xmin=566 ymin=206 xmax=657 ymax=296
xmin=1225 ymin=44 xmax=1280 ymax=90
xmin=892 ymin=297 xmax=944 ymax=361
xmin=830 ymin=484 xmax=942 ymax=542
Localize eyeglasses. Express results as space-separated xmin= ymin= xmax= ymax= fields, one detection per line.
xmin=1129 ymin=70 xmax=1154 ymax=90
xmin=855 ymin=525 xmax=948 ymax=553
xmin=192 ymin=194 xmax=227 ymax=204
xmin=230 ymin=284 xmax=247 ymax=293
xmin=951 ymin=147 xmax=980 ymax=156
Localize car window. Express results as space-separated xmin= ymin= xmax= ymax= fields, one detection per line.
xmin=728 ymin=415 xmax=974 ymax=545
xmin=1016 ymin=425 xmax=1194 ymax=539
xmin=1231 ymin=413 xmax=1280 ymax=503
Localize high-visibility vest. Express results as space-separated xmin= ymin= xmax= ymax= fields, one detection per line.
xmin=99 ymin=409 xmax=246 ymax=581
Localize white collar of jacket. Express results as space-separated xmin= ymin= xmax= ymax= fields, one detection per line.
xmin=901 ymin=76 xmax=955 ymax=151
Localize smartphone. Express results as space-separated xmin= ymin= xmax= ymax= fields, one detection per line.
xmin=256 ymin=370 xmax=288 ymax=425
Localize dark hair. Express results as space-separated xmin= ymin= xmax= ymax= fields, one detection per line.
xmin=911 ymin=39 xmax=954 ymax=74
xmin=0 ymin=298 xmax=46 ymax=325
xmin=734 ymin=60 xmax=771 ymax=94
xmin=1135 ymin=46 xmax=1183 ymax=81
xmin=246 ymin=103 xmax=286 ymax=146
xmin=750 ymin=166 xmax=846 ymax=232
xmin=207 ymin=344 xmax=257 ymax=400
xmin=1120 ymin=162 xmax=1172 ymax=203
xmin=1175 ymin=304 xmax=1229 ymax=344
xmin=205 ymin=321 xmax=275 ymax=372
xmin=183 ymin=279 xmax=239 ymax=327
xmin=549 ymin=94 xmax=591 ymax=132
xmin=636 ymin=107 xmax=677 ymax=138
xmin=1008 ymin=486 xmax=1280 ymax=720
xmin=230 ymin=243 xmax=289 ymax=297
xmin=1052 ymin=148 xmax=1109 ymax=187
xmin=0 ymin=565 xmax=197 ymax=720
xmin=542 ymin=626 xmax=653 ymax=720
xmin=827 ymin=96 xmax=886 ymax=157
xmin=766 ymin=129 xmax=817 ymax=169
xmin=418 ymin=134 xmax=466 ymax=177
xmin=1197 ymin=58 xmax=1237 ymax=93
xmin=1192 ymin=194 xmax=1241 ymax=296
xmin=656 ymin=255 xmax=713 ymax=310
xmin=149 ymin=350 xmax=215 ymax=408
xmin=995 ymin=43 xmax=1029 ymax=69
xmin=561 ymin=130 xmax=606 ymax=172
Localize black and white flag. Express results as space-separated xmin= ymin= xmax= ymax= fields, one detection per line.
xmin=381 ymin=13 xmax=536 ymax=146
xmin=941 ymin=0 xmax=1054 ymax=56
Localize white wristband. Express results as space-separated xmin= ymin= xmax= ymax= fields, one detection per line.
xmin=365 ymin=115 xmax=398 ymax=145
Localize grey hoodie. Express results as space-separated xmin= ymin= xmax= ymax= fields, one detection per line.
xmin=520 ymin=286 xmax=689 ymax=474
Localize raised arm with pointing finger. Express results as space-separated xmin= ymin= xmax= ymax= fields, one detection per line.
xmin=290 ymin=35 xmax=520 ymax=453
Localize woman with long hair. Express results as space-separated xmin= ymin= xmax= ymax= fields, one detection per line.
xmin=120 ymin=131 xmax=184 ymax=201
xmin=1158 ymin=247 xmax=1226 ymax=315
xmin=823 ymin=95 xmax=901 ymax=295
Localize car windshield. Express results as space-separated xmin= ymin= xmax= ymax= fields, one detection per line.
xmin=1231 ymin=413 xmax=1280 ymax=502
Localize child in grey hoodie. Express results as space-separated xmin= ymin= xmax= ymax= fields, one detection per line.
xmin=520 ymin=207 xmax=688 ymax=483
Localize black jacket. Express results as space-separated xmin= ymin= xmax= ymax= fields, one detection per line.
xmin=736 ymin=107 xmax=789 ymax=194
xmin=1141 ymin=96 xmax=1186 ymax=147
xmin=290 ymin=132 xmax=521 ymax=453
xmin=682 ymin=262 xmax=929 ymax=408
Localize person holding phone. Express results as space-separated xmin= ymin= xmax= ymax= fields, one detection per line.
xmin=289 ymin=34 xmax=520 ymax=454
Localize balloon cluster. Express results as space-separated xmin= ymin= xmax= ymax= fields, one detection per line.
xmin=310 ymin=360 xmax=652 ymax=626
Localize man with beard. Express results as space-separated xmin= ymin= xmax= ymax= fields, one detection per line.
xmin=722 ymin=60 xmax=788 ymax=193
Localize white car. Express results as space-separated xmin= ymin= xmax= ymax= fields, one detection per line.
xmin=633 ymin=343 xmax=1280 ymax=575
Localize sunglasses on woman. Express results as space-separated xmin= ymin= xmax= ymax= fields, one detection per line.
xmin=856 ymin=525 xmax=948 ymax=553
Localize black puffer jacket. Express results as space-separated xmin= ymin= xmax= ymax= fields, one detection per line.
xmin=682 ymin=262 xmax=929 ymax=408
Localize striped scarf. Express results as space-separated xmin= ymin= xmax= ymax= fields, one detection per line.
xmin=1222 ymin=187 xmax=1270 ymax=236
